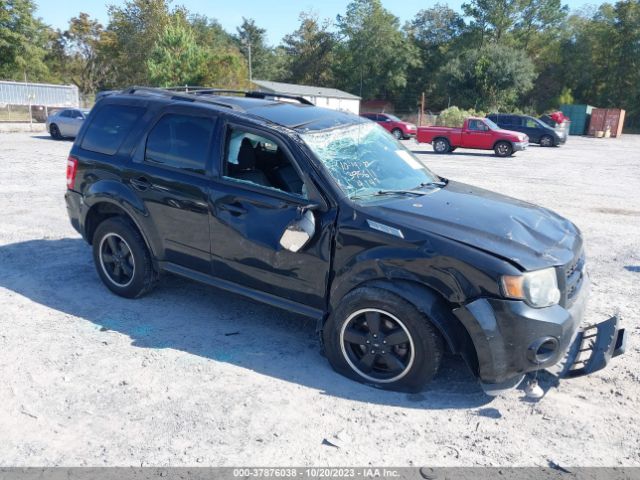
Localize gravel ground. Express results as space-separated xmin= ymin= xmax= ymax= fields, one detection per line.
xmin=0 ymin=132 xmax=638 ymax=467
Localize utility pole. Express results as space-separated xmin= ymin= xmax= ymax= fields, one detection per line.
xmin=420 ymin=92 xmax=425 ymax=126
xmin=246 ymin=41 xmax=253 ymax=84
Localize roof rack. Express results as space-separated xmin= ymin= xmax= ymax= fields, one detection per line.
xmin=121 ymin=86 xmax=241 ymax=110
xmin=166 ymin=85 xmax=314 ymax=106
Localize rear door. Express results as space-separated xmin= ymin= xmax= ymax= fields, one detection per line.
xmin=207 ymin=119 xmax=336 ymax=312
xmin=125 ymin=104 xmax=217 ymax=273
xmin=462 ymin=119 xmax=494 ymax=149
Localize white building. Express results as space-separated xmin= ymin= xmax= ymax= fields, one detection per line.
xmin=252 ymin=80 xmax=360 ymax=115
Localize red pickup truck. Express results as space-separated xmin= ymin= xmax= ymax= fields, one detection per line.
xmin=417 ymin=117 xmax=528 ymax=157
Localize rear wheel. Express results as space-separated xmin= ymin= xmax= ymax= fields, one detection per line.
xmin=433 ymin=138 xmax=450 ymax=154
xmin=92 ymin=217 xmax=157 ymax=298
xmin=50 ymin=124 xmax=61 ymax=140
xmin=391 ymin=128 xmax=403 ymax=140
xmin=323 ymin=288 xmax=444 ymax=392
xmin=494 ymin=141 xmax=513 ymax=157
xmin=540 ymin=135 xmax=554 ymax=147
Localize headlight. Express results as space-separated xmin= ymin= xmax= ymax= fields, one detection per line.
xmin=501 ymin=268 xmax=561 ymax=308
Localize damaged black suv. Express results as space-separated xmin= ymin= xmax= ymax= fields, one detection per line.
xmin=65 ymin=87 xmax=625 ymax=393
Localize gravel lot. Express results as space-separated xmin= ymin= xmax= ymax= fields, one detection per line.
xmin=0 ymin=132 xmax=638 ymax=467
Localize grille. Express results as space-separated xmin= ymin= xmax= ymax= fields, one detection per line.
xmin=564 ymin=252 xmax=586 ymax=305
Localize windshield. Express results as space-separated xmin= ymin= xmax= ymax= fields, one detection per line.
xmin=301 ymin=123 xmax=440 ymax=199
xmin=484 ymin=118 xmax=500 ymax=130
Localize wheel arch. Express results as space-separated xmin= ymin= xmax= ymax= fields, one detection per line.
xmin=324 ymin=279 xmax=479 ymax=377
xmin=82 ymin=181 xmax=159 ymax=261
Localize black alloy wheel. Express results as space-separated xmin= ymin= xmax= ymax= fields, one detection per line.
xmin=340 ymin=308 xmax=414 ymax=383
xmin=99 ymin=233 xmax=135 ymax=287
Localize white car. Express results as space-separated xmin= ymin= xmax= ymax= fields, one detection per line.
xmin=46 ymin=108 xmax=90 ymax=139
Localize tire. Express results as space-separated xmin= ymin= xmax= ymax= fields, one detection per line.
xmin=92 ymin=216 xmax=157 ymax=298
xmin=540 ymin=135 xmax=554 ymax=147
xmin=50 ymin=124 xmax=61 ymax=140
xmin=433 ymin=137 xmax=450 ymax=154
xmin=494 ymin=141 xmax=513 ymax=157
xmin=391 ymin=128 xmax=403 ymax=140
xmin=323 ymin=287 xmax=444 ymax=392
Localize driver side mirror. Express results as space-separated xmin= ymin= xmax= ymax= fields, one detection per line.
xmin=280 ymin=209 xmax=316 ymax=253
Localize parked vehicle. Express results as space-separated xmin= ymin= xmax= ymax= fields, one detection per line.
xmin=360 ymin=112 xmax=417 ymax=139
xmin=65 ymin=87 xmax=625 ymax=394
xmin=487 ymin=113 xmax=565 ymax=147
xmin=417 ymin=117 xmax=528 ymax=157
xmin=539 ymin=111 xmax=570 ymax=142
xmin=46 ymin=108 xmax=90 ymax=139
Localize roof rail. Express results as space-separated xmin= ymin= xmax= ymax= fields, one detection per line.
xmin=121 ymin=86 xmax=241 ymax=110
xmin=166 ymin=85 xmax=314 ymax=106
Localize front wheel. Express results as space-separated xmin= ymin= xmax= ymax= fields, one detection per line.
xmin=323 ymin=288 xmax=444 ymax=392
xmin=433 ymin=138 xmax=450 ymax=154
xmin=50 ymin=124 xmax=61 ymax=140
xmin=540 ymin=135 xmax=554 ymax=147
xmin=494 ymin=141 xmax=513 ymax=157
xmin=92 ymin=217 xmax=158 ymax=298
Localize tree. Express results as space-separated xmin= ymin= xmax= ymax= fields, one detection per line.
xmin=281 ymin=12 xmax=336 ymax=86
xmin=334 ymin=0 xmax=418 ymax=100
xmin=101 ymin=0 xmax=177 ymax=86
xmin=147 ymin=20 xmax=206 ymax=87
xmin=0 ymin=0 xmax=50 ymax=80
xmin=441 ymin=43 xmax=536 ymax=110
xmin=462 ymin=0 xmax=519 ymax=42
xmin=58 ymin=13 xmax=108 ymax=94
xmin=235 ymin=17 xmax=278 ymax=81
xmin=404 ymin=4 xmax=466 ymax=110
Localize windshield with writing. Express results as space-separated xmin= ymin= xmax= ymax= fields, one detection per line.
xmin=302 ymin=123 xmax=440 ymax=199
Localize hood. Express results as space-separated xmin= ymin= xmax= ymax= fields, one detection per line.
xmin=371 ymin=181 xmax=580 ymax=270
xmin=494 ymin=128 xmax=526 ymax=140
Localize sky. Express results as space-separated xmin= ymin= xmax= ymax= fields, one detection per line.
xmin=35 ymin=0 xmax=602 ymax=45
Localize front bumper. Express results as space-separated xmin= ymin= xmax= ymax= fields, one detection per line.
xmin=453 ymin=275 xmax=590 ymax=384
xmin=513 ymin=141 xmax=528 ymax=151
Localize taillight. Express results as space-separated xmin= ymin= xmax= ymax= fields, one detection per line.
xmin=67 ymin=156 xmax=78 ymax=189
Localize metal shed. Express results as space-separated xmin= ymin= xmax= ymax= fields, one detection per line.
xmin=0 ymin=81 xmax=79 ymax=108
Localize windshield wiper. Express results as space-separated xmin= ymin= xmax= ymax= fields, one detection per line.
xmin=350 ymin=189 xmax=426 ymax=200
xmin=413 ymin=180 xmax=447 ymax=190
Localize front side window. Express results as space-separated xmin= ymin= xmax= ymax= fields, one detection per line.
xmin=468 ymin=119 xmax=488 ymax=131
xmin=81 ymin=104 xmax=144 ymax=155
xmin=223 ymin=127 xmax=306 ymax=198
xmin=302 ymin=123 xmax=440 ymax=200
xmin=145 ymin=114 xmax=214 ymax=175
xmin=525 ymin=118 xmax=540 ymax=129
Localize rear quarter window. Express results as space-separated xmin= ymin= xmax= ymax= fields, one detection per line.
xmin=81 ymin=104 xmax=145 ymax=155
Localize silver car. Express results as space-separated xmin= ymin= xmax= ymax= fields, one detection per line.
xmin=46 ymin=108 xmax=90 ymax=139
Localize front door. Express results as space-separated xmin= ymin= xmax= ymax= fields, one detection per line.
xmin=462 ymin=119 xmax=494 ymax=149
xmin=208 ymin=121 xmax=335 ymax=311
xmin=125 ymin=105 xmax=217 ymax=273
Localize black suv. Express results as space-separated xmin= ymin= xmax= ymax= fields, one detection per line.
xmin=65 ymin=87 xmax=624 ymax=394
xmin=486 ymin=113 xmax=565 ymax=147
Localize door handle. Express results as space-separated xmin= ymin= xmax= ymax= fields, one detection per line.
xmin=219 ymin=202 xmax=247 ymax=216
xmin=130 ymin=176 xmax=152 ymax=191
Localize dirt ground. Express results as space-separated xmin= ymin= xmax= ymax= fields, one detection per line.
xmin=0 ymin=132 xmax=638 ymax=467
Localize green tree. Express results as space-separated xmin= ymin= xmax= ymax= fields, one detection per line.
xmin=0 ymin=0 xmax=50 ymax=80
xmin=441 ymin=43 xmax=536 ymax=110
xmin=462 ymin=0 xmax=519 ymax=42
xmin=281 ymin=12 xmax=336 ymax=86
xmin=101 ymin=0 xmax=177 ymax=86
xmin=334 ymin=0 xmax=418 ymax=100
xmin=404 ymin=4 xmax=466 ymax=111
xmin=147 ymin=20 xmax=206 ymax=87
xmin=235 ymin=17 xmax=278 ymax=80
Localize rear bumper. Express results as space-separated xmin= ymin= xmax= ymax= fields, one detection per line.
xmin=513 ymin=141 xmax=528 ymax=151
xmin=453 ymin=277 xmax=589 ymax=384
xmin=65 ymin=189 xmax=84 ymax=237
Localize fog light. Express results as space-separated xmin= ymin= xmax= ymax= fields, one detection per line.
xmin=527 ymin=337 xmax=559 ymax=364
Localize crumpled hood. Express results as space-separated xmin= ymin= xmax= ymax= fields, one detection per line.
xmin=372 ymin=181 xmax=580 ymax=270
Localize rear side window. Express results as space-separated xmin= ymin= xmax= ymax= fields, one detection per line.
xmin=81 ymin=104 xmax=144 ymax=155
xmin=145 ymin=114 xmax=214 ymax=175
